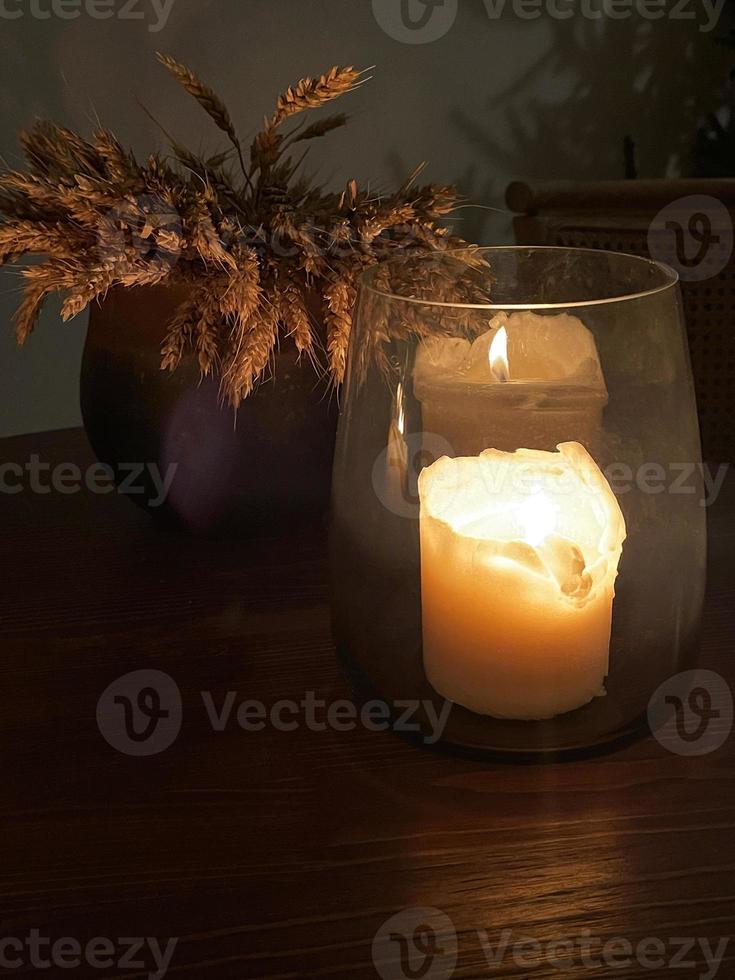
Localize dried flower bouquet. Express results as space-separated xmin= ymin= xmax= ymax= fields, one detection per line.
xmin=0 ymin=54 xmax=469 ymax=406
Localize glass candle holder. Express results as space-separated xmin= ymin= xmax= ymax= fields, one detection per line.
xmin=331 ymin=247 xmax=706 ymax=758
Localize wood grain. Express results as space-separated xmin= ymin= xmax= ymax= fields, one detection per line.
xmin=1 ymin=429 xmax=733 ymax=979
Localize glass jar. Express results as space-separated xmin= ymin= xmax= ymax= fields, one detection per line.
xmin=331 ymin=247 xmax=706 ymax=758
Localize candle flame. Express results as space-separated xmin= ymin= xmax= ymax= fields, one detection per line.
xmin=519 ymin=494 xmax=556 ymax=547
xmin=489 ymin=326 xmax=509 ymax=382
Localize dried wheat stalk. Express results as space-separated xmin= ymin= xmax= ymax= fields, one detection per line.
xmin=0 ymin=53 xmax=474 ymax=406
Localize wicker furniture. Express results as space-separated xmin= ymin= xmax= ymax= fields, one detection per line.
xmin=507 ymin=179 xmax=735 ymax=461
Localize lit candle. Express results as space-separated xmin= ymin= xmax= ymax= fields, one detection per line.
xmin=418 ymin=442 xmax=626 ymax=720
xmin=413 ymin=311 xmax=608 ymax=455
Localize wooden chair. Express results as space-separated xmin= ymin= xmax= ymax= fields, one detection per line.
xmin=507 ymin=179 xmax=735 ymax=462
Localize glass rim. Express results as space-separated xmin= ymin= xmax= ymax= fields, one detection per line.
xmin=360 ymin=245 xmax=680 ymax=311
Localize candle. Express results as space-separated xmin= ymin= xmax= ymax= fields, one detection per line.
xmin=418 ymin=441 xmax=626 ymax=720
xmin=413 ymin=311 xmax=608 ymax=455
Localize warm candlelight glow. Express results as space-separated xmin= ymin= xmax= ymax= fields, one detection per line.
xmin=418 ymin=442 xmax=627 ymax=720
xmin=489 ymin=325 xmax=509 ymax=382
xmin=518 ymin=493 xmax=557 ymax=547
xmin=413 ymin=312 xmax=608 ymax=455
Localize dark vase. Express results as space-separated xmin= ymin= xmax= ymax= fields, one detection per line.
xmin=80 ymin=284 xmax=338 ymax=535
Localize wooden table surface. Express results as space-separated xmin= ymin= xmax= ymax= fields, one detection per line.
xmin=1 ymin=428 xmax=733 ymax=980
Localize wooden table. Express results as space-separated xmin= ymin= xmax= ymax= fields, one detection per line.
xmin=2 ymin=429 xmax=733 ymax=979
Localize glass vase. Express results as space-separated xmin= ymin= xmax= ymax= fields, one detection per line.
xmin=331 ymin=247 xmax=706 ymax=758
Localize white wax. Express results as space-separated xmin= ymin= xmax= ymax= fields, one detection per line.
xmin=413 ymin=311 xmax=608 ymax=455
xmin=418 ymin=442 xmax=626 ymax=720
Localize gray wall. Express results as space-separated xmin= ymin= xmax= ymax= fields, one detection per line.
xmin=0 ymin=0 xmax=729 ymax=436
